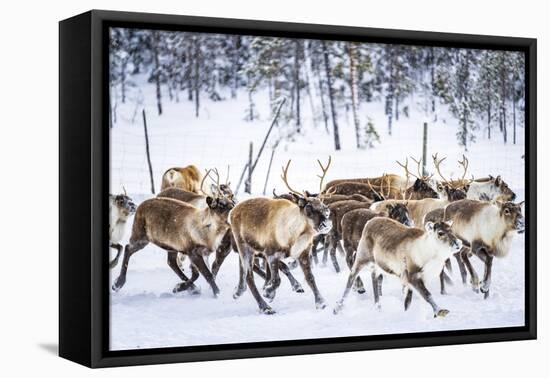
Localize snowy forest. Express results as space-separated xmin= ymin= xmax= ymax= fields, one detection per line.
xmin=109 ymin=28 xmax=525 ymax=151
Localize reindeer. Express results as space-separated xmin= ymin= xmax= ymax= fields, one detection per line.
xmin=334 ymin=218 xmax=462 ymax=317
xmin=229 ymin=158 xmax=333 ymax=314
xmin=395 ymin=157 xmax=439 ymax=200
xmin=160 ymin=164 xmax=204 ymax=193
xmin=112 ymin=173 xmax=235 ymax=296
xmin=435 ymin=154 xmax=516 ymax=202
xmin=324 ymin=174 xmax=409 ymax=192
xmin=437 ymin=199 xmax=525 ymax=299
xmin=340 ymin=204 xmax=412 ymax=294
xmin=109 ymin=190 xmax=137 ymax=269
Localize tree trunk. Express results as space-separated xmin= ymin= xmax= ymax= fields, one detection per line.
xmin=193 ymin=35 xmax=200 ymax=118
xmin=513 ymin=97 xmax=517 ymax=144
xmin=120 ymin=57 xmax=127 ymax=104
xmin=487 ymin=95 xmax=492 ymax=139
xmin=348 ymin=43 xmax=362 ymax=149
xmin=322 ymin=41 xmax=341 ymax=151
xmin=294 ymin=40 xmax=301 ymax=133
xmin=317 ymin=63 xmax=330 ymax=134
xmin=395 ymin=94 xmax=399 ymax=121
xmin=152 ymin=31 xmax=162 ymax=116
xmin=231 ymin=35 xmax=240 ymax=99
xmin=303 ymin=41 xmax=319 ymax=129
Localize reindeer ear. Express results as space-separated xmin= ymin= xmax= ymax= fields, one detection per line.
xmin=495 ymin=175 xmax=502 ymax=185
xmin=297 ymin=197 xmax=307 ymax=208
xmin=425 ymin=221 xmax=435 ymax=232
xmin=445 ymin=220 xmax=454 ymax=227
xmin=206 ymin=196 xmax=216 ymax=208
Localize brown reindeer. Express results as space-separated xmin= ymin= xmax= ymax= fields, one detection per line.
xmin=160 ymin=165 xmax=203 ymax=193
xmin=340 ymin=204 xmax=412 ymax=294
xmin=396 ymin=157 xmax=439 ymax=200
xmin=324 ymin=173 xmax=409 ymax=192
xmin=112 ymin=186 xmax=235 ymax=296
xmin=334 ymin=218 xmax=462 ymax=317
xmin=230 ymin=158 xmax=333 ymax=314
xmin=440 ymin=199 xmax=524 ymax=299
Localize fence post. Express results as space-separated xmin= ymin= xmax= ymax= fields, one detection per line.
xmin=245 ymin=142 xmax=253 ymax=194
xmin=422 ymin=121 xmax=428 ymax=176
xmin=263 ymin=144 xmax=278 ymax=195
xmin=142 ymin=109 xmax=155 ymax=194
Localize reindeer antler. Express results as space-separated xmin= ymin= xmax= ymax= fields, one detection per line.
xmin=208 ymin=168 xmax=222 ymax=196
xmin=225 ymin=165 xmax=231 ymax=185
xmin=316 ymin=155 xmax=332 ymax=192
xmin=200 ymin=169 xmax=213 ymax=195
xmin=396 ymin=157 xmax=420 ymax=181
xmin=432 ymin=153 xmax=451 ymax=186
xmin=122 ymin=185 xmax=128 ymax=196
xmin=458 ymin=154 xmax=470 ymax=182
xmin=281 ymin=160 xmax=304 ymax=197
xmin=367 ymin=178 xmax=386 ymax=201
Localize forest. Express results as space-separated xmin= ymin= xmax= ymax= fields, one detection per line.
xmin=109 ymin=28 xmax=525 ymax=151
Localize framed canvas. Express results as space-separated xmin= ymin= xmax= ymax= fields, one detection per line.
xmin=59 ymin=10 xmax=537 ymax=368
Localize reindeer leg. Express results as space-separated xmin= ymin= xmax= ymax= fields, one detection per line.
xmin=211 ymin=233 xmax=232 ymax=279
xmin=243 ymin=245 xmax=274 ymax=314
xmin=377 ymin=275 xmax=384 ymax=296
xmin=109 ymin=243 xmax=123 ymax=269
xmin=329 ymin=234 xmax=341 ymax=273
xmin=322 ymin=236 xmax=329 ymax=266
xmin=454 ymin=251 xmax=468 ymax=285
xmin=263 ymin=254 xmax=281 ymax=301
xmin=371 ymin=272 xmax=381 ymax=308
xmin=344 ymin=246 xmax=366 ymax=294
xmin=278 ymin=260 xmax=304 ymax=293
xmin=112 ymin=241 xmax=148 ymax=291
xmin=410 ymin=274 xmax=448 ymax=318
xmin=334 ymin=259 xmax=365 ymax=314
xmin=233 ymin=257 xmax=248 ymax=299
xmin=460 ymin=248 xmax=480 ymax=292
xmin=298 ymin=251 xmax=326 ymax=310
xmin=310 ymin=236 xmax=320 ymax=265
xmin=439 ymin=270 xmax=453 ymax=295
xmin=474 ymin=246 xmax=494 ymax=299
xmin=404 ymin=288 xmax=413 ymax=311
xmin=444 ymin=258 xmax=453 ymax=275
xmin=169 ymin=253 xmax=201 ymax=294
xmin=188 ymin=249 xmax=220 ymax=297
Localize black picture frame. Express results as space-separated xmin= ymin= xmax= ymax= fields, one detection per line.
xmin=59 ymin=9 xmax=537 ymax=368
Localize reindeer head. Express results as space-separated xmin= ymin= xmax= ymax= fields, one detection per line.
xmin=205 ymin=195 xmax=235 ymax=216
xmin=387 ymin=203 xmax=412 ymax=227
xmin=490 ymin=175 xmax=516 ymax=201
xmin=111 ymin=192 xmax=137 ymax=217
xmin=425 ymin=220 xmax=462 ymax=253
xmin=397 ymin=157 xmax=438 ymax=200
xmin=496 ymin=200 xmax=525 ymax=233
xmin=280 ymin=157 xmax=333 ymax=235
xmin=202 ymin=167 xmax=237 ymax=205
xmin=432 ymin=153 xmax=471 ymax=201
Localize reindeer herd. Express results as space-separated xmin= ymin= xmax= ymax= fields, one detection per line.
xmin=109 ymin=154 xmax=524 ymax=318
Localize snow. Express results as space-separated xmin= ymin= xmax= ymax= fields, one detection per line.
xmin=109 ymin=77 xmax=525 ymax=351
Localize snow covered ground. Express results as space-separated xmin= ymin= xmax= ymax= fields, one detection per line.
xmin=109 ymin=81 xmax=526 ymax=351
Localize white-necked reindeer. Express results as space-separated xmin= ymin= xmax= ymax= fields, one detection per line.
xmin=334 ymin=218 xmax=462 ymax=317
xmin=109 ymin=190 xmax=136 ymax=269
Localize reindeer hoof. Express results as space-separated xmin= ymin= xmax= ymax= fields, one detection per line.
xmin=480 ymin=281 xmax=491 ymax=294
xmin=435 ymin=309 xmax=450 ymax=318
xmin=293 ymin=286 xmax=305 ymax=293
xmin=357 ymin=287 xmax=366 ymax=295
xmin=261 ymin=307 xmax=276 ymax=315
xmin=189 ymin=286 xmax=201 ymax=295
xmin=316 ymin=301 xmax=328 ymax=310
xmin=112 ymin=278 xmax=124 ymax=292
